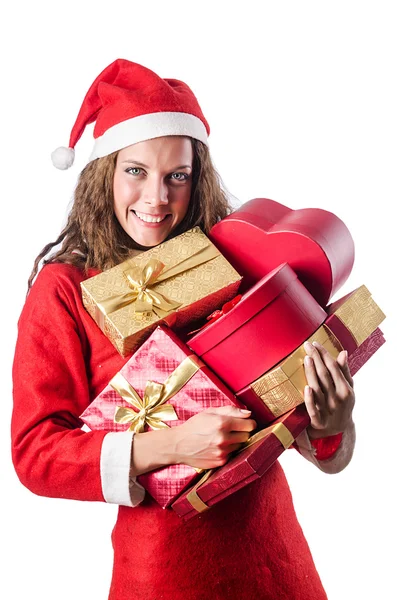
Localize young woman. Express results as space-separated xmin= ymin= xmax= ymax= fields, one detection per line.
xmin=12 ymin=58 xmax=356 ymax=599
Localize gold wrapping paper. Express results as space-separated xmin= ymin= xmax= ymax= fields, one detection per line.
xmin=250 ymin=285 xmax=386 ymax=418
xmin=81 ymin=228 xmax=241 ymax=356
xmin=251 ymin=326 xmax=342 ymax=417
xmin=98 ymin=258 xmax=183 ymax=319
xmin=330 ymin=285 xmax=385 ymax=346
xmin=185 ymin=422 xmax=295 ymax=513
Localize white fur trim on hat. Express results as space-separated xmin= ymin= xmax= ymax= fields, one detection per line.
xmin=89 ymin=111 xmax=208 ymax=161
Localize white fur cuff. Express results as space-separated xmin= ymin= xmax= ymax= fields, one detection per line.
xmin=100 ymin=431 xmax=145 ymax=507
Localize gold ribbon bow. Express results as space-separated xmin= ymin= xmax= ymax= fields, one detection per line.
xmin=111 ymin=355 xmax=202 ymax=433
xmin=96 ymin=244 xmax=220 ymax=323
xmin=98 ymin=259 xmax=182 ymax=319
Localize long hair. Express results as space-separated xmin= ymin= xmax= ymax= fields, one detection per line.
xmin=28 ymin=139 xmax=233 ymax=289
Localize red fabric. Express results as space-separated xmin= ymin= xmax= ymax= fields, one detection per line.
xmin=111 ymin=466 xmax=327 ymax=600
xmin=12 ymin=263 xmax=328 ymax=599
xmin=12 ymin=264 xmax=125 ymax=500
xmin=310 ymin=432 xmax=343 ymax=461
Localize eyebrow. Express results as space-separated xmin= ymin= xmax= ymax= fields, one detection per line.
xmin=121 ymin=160 xmax=192 ymax=170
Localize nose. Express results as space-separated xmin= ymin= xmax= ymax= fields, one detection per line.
xmin=143 ymin=176 xmax=169 ymax=207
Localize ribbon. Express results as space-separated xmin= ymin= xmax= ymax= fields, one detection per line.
xmin=111 ymin=355 xmax=203 ymax=433
xmin=96 ymin=244 xmax=220 ymax=325
xmin=187 ymin=294 xmax=242 ymax=335
xmin=185 ymin=422 xmax=295 ymax=513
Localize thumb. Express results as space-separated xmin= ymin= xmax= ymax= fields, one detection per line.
xmin=206 ymin=405 xmax=252 ymax=417
xmin=337 ymin=350 xmax=354 ymax=387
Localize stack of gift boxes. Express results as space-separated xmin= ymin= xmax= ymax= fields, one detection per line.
xmin=80 ymin=198 xmax=386 ymax=519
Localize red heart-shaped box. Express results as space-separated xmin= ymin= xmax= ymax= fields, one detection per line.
xmin=209 ymin=198 xmax=355 ymax=306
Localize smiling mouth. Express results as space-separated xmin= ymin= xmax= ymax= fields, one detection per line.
xmin=132 ymin=210 xmax=170 ymax=224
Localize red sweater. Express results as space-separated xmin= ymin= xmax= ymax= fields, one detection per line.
xmin=12 ymin=263 xmax=328 ymax=600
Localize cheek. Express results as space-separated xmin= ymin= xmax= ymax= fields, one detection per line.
xmin=174 ymin=186 xmax=192 ymax=220
xmin=113 ymin=175 xmax=136 ymax=214
xmin=113 ymin=174 xmax=123 ymax=213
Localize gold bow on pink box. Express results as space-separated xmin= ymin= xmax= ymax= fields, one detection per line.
xmin=110 ymin=354 xmax=203 ymax=433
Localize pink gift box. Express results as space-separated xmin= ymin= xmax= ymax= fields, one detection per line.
xmin=80 ymin=325 xmax=243 ymax=508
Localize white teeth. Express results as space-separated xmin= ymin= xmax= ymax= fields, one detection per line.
xmin=134 ymin=210 xmax=167 ymax=223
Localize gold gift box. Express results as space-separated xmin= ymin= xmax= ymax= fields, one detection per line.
xmin=81 ymin=227 xmax=242 ymax=357
xmin=250 ymin=285 xmax=386 ymax=418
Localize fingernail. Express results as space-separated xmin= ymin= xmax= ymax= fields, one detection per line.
xmin=240 ymin=409 xmax=252 ymax=414
xmin=304 ymin=341 xmax=313 ymax=352
xmin=312 ymin=341 xmax=321 ymax=349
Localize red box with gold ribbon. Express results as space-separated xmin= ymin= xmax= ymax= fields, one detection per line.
xmin=80 ymin=227 xmax=242 ymax=357
xmin=237 ymin=284 xmax=386 ymax=425
xmin=79 ymin=325 xmax=243 ymax=508
xmin=171 ymin=404 xmax=310 ymax=520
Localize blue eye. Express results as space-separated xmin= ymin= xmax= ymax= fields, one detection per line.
xmin=126 ymin=167 xmax=142 ymax=175
xmin=170 ymin=172 xmax=189 ymax=181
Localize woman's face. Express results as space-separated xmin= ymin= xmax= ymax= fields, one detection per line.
xmin=113 ymin=136 xmax=193 ymax=248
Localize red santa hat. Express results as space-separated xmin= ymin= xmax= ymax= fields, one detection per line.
xmin=51 ymin=59 xmax=210 ymax=170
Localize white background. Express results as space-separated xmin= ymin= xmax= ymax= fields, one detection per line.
xmin=1 ymin=1 xmax=396 ymax=599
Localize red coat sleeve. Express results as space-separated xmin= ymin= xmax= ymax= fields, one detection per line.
xmin=11 ymin=264 xmax=108 ymax=502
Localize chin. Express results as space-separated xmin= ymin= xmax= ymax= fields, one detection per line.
xmin=130 ymin=229 xmax=171 ymax=249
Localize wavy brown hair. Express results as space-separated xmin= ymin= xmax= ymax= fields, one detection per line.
xmin=28 ymin=139 xmax=233 ymax=290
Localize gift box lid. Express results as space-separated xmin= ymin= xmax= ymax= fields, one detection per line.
xmin=209 ymin=197 xmax=355 ymax=306
xmin=188 ymin=263 xmax=326 ymax=356
xmin=172 ymin=404 xmax=310 ymax=518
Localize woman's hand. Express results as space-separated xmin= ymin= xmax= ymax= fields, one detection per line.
xmin=131 ymin=406 xmax=256 ymax=477
xmin=303 ymin=341 xmax=355 ymax=439
xmin=170 ymin=406 xmax=257 ymax=469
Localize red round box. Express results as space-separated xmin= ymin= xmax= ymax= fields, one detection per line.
xmin=188 ymin=263 xmax=327 ymax=392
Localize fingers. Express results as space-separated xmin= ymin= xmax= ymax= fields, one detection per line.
xmin=303 ymin=351 xmax=329 ymax=428
xmin=227 ymin=417 xmax=257 ymax=432
xmin=304 ymin=384 xmax=325 ymax=430
xmin=303 ymin=349 xmax=328 ymax=411
xmin=337 ymin=350 xmax=354 ymax=387
xmin=205 ymin=405 xmax=257 ymax=432
xmin=207 ymin=405 xmax=253 ymax=418
xmin=304 ymin=341 xmax=334 ymax=396
xmin=303 ymin=341 xmax=355 ymax=435
xmin=308 ymin=341 xmax=353 ymax=397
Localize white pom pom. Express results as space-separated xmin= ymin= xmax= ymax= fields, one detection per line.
xmin=51 ymin=146 xmax=75 ymax=170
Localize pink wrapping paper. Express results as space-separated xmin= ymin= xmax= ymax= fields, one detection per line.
xmin=80 ymin=325 xmax=242 ymax=508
